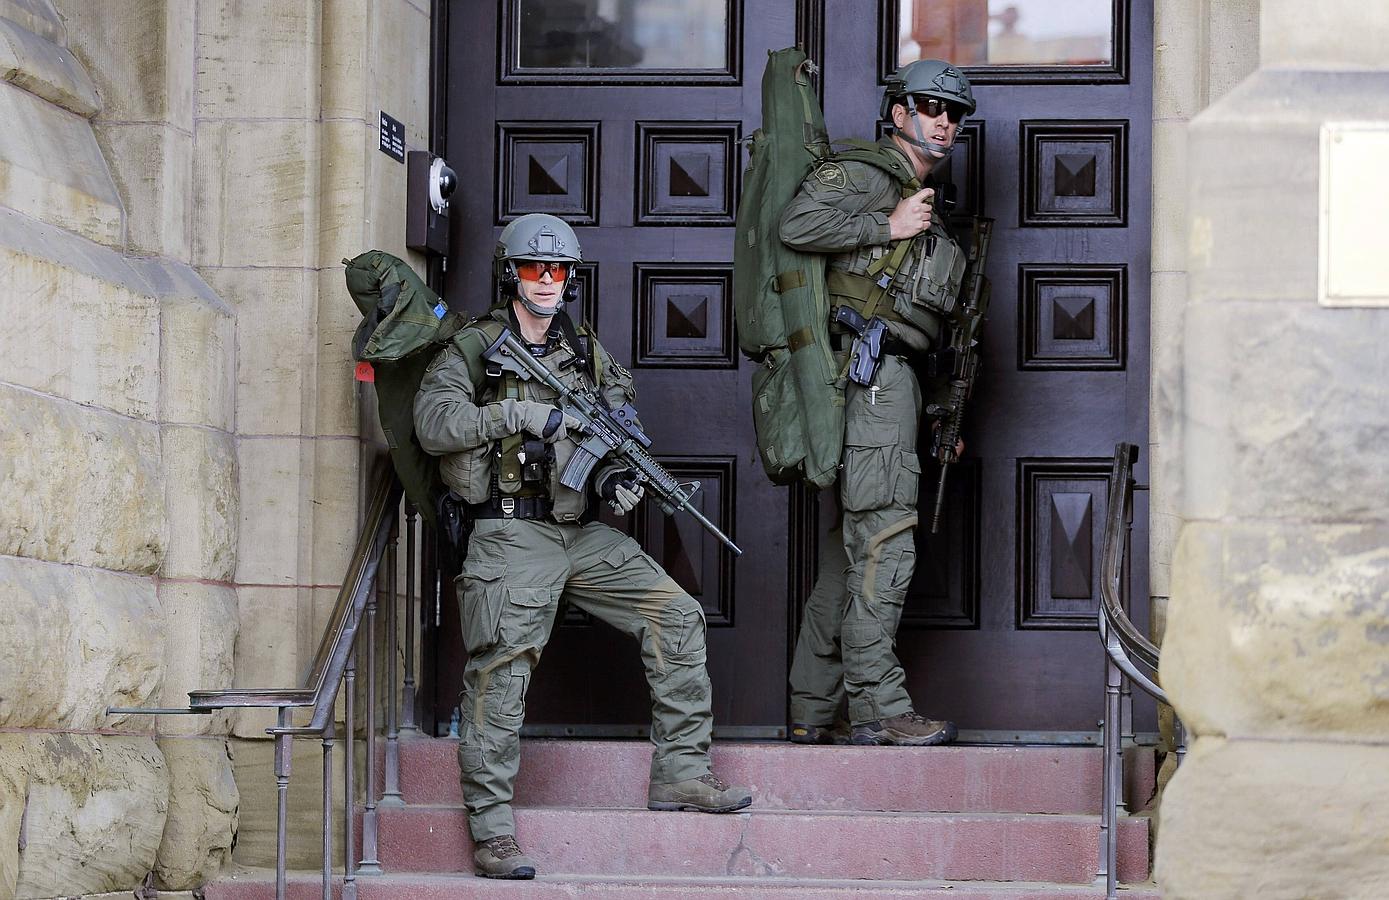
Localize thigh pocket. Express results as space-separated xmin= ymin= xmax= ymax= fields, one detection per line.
xmin=458 ymin=560 xmax=506 ymax=654
xmin=833 ymin=422 xmax=900 ymax=513
xmin=497 ymin=582 xmax=559 ymax=649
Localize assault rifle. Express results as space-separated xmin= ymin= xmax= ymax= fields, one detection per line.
xmin=924 ymin=216 xmax=993 ymax=534
xmin=482 ymin=329 xmax=742 ymax=556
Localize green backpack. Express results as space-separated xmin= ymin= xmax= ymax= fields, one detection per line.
xmin=733 ymin=49 xmax=921 ymax=490
xmin=733 ymin=48 xmax=840 ymax=489
xmin=343 ymin=250 xmax=465 ymax=524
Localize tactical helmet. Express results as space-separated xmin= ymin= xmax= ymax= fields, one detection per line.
xmin=880 ymin=59 xmax=976 ymax=120
xmin=494 ymin=213 xmax=582 ymax=311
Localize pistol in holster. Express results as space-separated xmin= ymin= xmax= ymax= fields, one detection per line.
xmin=832 ymin=305 xmax=888 ymax=388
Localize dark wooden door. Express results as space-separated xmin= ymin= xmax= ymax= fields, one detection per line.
xmin=811 ymin=0 xmax=1153 ymax=734
xmin=440 ymin=0 xmax=798 ymax=732
xmin=437 ymin=0 xmax=1153 ymax=737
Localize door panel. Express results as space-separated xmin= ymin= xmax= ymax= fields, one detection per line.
xmin=442 ymin=1 xmax=795 ymax=731
xmin=439 ymin=0 xmax=1153 ymax=736
xmin=814 ymin=0 xmax=1153 ymax=731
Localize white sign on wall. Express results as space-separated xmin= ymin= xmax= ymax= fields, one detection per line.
xmin=1319 ymin=122 xmax=1389 ymax=308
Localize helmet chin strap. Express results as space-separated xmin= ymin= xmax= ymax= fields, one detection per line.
xmin=518 ymin=295 xmax=562 ymax=318
xmin=901 ymin=104 xmax=955 ymax=161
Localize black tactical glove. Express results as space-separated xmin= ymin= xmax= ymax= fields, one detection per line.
xmin=598 ymin=468 xmax=644 ymax=515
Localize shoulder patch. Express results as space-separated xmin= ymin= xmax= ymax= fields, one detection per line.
xmin=814 ymin=161 xmax=848 ymax=189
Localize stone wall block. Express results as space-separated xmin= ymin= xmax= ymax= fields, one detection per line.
xmin=1182 ymin=300 xmax=1388 ymax=523
xmin=0 ymin=1 xmax=63 ymax=44
xmin=1188 ymin=72 xmax=1389 ymax=307
xmin=97 ymin=121 xmax=192 ymax=260
xmin=204 ymin=267 xmax=312 ymax=435
xmin=52 ymin=0 xmax=174 ymax=122
xmin=12 ymin=734 xmax=169 ymax=898
xmin=1261 ymin=0 xmax=1389 ymax=70
xmin=193 ymin=120 xmax=317 ymax=268
xmin=319 ymin=118 xmax=367 ymax=268
xmin=230 ymin=585 xmax=306 ymax=738
xmin=1156 ymin=737 xmax=1389 ymax=899
xmin=0 ymin=733 xmax=27 ymax=898
xmin=1149 ymin=120 xmax=1187 ymax=275
xmin=0 ymin=245 xmax=160 ymax=421
xmin=1152 ymin=0 xmax=1202 ymax=120
xmin=0 ymin=386 xmax=164 ymax=573
xmin=1163 ymin=521 xmax=1389 ymax=740
xmin=316 ymin=266 xmax=360 ymax=437
xmin=0 ymin=15 xmax=98 ymax=115
xmin=197 ymin=0 xmax=317 ymax=120
xmin=153 ymin=738 xmax=238 ymax=890
xmin=159 ymin=582 xmax=238 ymax=737
xmin=235 ymin=437 xmax=310 ymax=585
xmin=158 ymin=273 xmax=235 ymax=429
xmin=0 ymin=81 xmax=122 ymax=245
xmin=371 ymin=0 xmax=429 ymax=149
xmin=320 ymin=0 xmax=366 ymax=119
xmin=310 ymin=438 xmax=359 ymax=586
xmin=0 ymin=556 xmax=164 ymax=731
xmin=229 ymin=738 xmax=353 ymax=869
xmin=365 ymin=135 xmax=412 ymax=261
xmin=161 ymin=426 xmax=237 ymax=582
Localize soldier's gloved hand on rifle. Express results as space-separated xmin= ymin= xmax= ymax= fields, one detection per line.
xmin=598 ymin=468 xmax=645 ymax=515
xmin=511 ymin=400 xmax=583 ymax=443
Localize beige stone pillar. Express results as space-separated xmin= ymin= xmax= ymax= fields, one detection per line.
xmin=1149 ymin=0 xmax=1259 ymax=632
xmin=1155 ymin=1 xmax=1389 ymax=896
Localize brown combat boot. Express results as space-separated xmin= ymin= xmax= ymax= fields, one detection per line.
xmin=788 ymin=721 xmax=851 ymax=745
xmin=473 ymin=834 xmax=536 ymax=879
xmin=850 ymin=711 xmax=958 ymax=746
xmin=648 ymin=772 xmax=753 ymax=813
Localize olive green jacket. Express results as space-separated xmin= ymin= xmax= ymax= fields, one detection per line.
xmin=413 ymin=303 xmax=636 ymax=521
xmin=778 ymin=138 xmax=966 ymax=353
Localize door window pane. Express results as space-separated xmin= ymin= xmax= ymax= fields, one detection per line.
xmin=897 ymin=0 xmax=1113 ymax=69
xmin=516 ymin=0 xmax=729 ymax=70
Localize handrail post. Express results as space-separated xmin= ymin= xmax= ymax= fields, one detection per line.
xmin=1103 ymin=655 xmax=1122 ymax=900
xmin=343 ymin=644 xmax=358 ymax=900
xmin=321 ymin=720 xmax=334 ymax=900
xmin=402 ymin=504 xmax=420 ymax=734
xmin=357 ymin=584 xmax=383 ymax=875
xmin=274 ymin=706 xmax=292 ymax=900
xmin=382 ymin=517 xmax=404 ymax=806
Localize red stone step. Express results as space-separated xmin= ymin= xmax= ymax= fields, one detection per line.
xmin=205 ymin=868 xmax=1162 ymax=899
xmin=374 ymin=806 xmax=1150 ymax=883
xmin=393 ymin=738 xmax=1149 ymax=815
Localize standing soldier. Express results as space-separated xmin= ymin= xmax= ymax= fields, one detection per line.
xmin=779 ymin=60 xmax=976 ymax=747
xmin=414 ymin=213 xmax=752 ymax=879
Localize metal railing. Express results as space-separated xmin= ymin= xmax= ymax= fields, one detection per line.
xmin=112 ymin=463 xmax=429 ymax=900
xmin=1097 ymin=442 xmax=1184 ymax=899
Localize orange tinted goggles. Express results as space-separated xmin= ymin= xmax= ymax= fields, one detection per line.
xmin=514 ymin=260 xmax=572 ymax=282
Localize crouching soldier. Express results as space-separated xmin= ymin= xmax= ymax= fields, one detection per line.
xmin=414 ymin=213 xmax=752 ymax=880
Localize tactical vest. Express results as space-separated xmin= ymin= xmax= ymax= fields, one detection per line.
xmin=818 ymin=141 xmax=968 ymax=352
xmin=445 ymin=312 xmax=603 ymax=516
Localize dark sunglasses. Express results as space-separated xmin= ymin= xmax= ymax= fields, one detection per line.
xmin=913 ymin=96 xmax=967 ymax=124
xmin=514 ymin=260 xmax=572 ymax=282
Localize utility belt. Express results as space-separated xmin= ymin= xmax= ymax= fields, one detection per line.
xmin=829 ymin=308 xmax=962 ymax=381
xmin=829 ymin=327 xmax=915 ymax=360
xmin=466 ymin=495 xmax=553 ymax=520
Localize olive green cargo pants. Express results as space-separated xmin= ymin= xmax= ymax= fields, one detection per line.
xmin=456 ymin=517 xmax=714 ymax=841
xmin=789 ymin=354 xmax=921 ymax=727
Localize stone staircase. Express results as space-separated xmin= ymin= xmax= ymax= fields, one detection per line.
xmin=206 ymin=738 xmax=1158 ymax=898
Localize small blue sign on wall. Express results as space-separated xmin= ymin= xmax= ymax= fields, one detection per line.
xmin=379 ymin=112 xmax=405 ymax=163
